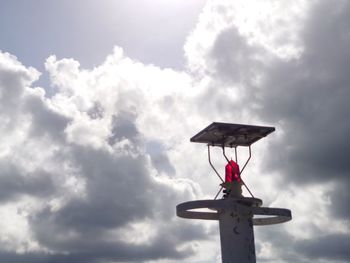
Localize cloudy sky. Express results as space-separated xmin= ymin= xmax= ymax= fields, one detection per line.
xmin=0 ymin=0 xmax=350 ymax=262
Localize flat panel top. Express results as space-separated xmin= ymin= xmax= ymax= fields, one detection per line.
xmin=190 ymin=122 xmax=275 ymax=147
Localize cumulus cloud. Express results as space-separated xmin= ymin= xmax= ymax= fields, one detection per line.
xmin=184 ymin=0 xmax=350 ymax=262
xmin=1 ymin=0 xmax=350 ymax=262
xmin=0 ymin=50 xmax=210 ymax=262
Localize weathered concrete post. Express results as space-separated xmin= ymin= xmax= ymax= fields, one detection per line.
xmin=219 ymin=206 xmax=255 ymax=262
xmin=177 ymin=197 xmax=291 ymax=263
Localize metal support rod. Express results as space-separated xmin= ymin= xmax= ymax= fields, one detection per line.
xmin=214 ymin=186 xmax=224 ymax=200
xmin=240 ymin=179 xmax=255 ymax=198
xmin=240 ymin=145 xmax=252 ymax=175
xmin=235 ymin=147 xmax=238 ymax=163
xmin=208 ymin=145 xmax=224 ymax=183
xmin=222 ymin=146 xmax=232 ymax=166
xmin=223 ymin=146 xmax=254 ymax=198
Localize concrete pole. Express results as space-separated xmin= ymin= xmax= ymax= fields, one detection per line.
xmin=219 ymin=208 xmax=255 ymax=263
xmin=176 ymin=198 xmax=291 ymax=263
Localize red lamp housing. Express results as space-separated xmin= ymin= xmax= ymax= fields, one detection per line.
xmin=225 ymin=160 xmax=241 ymax=183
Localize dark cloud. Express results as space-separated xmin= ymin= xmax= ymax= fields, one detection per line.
xmin=108 ymin=111 xmax=139 ymax=145
xmin=23 ymin=90 xmax=70 ymax=140
xmin=26 ymin=109 xmax=206 ymax=261
xmin=256 ymin=227 xmax=350 ymax=263
xmin=295 ymin=233 xmax=350 ymax=262
xmin=328 ymin=181 xmax=350 ymax=219
xmin=146 ymin=140 xmax=176 ymax=175
xmin=255 ymin=227 xmax=299 ymax=262
xmin=193 ymin=26 xmax=268 ymax=122
xmin=27 ymin=120 xmax=205 ymax=261
xmin=201 ymin=0 xmax=350 ymax=185
xmin=0 ymin=240 xmax=192 ymax=263
xmin=87 ymin=101 xmax=104 ymax=120
xmin=251 ymin=2 xmax=350 ymax=261
xmin=193 ymin=1 xmax=350 ymax=262
xmin=253 ymin=1 xmax=350 ymax=262
xmin=209 ymin=27 xmax=264 ymax=85
xmin=256 ymin=0 xmax=350 ymax=184
xmin=0 ymin=159 xmax=55 ymax=202
xmin=29 ymin=147 xmax=204 ymax=262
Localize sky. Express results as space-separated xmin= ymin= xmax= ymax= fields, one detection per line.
xmin=0 ymin=0 xmax=350 ymax=262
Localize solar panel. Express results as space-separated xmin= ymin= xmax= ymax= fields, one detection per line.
xmin=190 ymin=122 xmax=275 ymax=147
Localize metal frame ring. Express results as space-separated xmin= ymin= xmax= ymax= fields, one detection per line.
xmin=176 ymin=199 xmax=291 ymax=225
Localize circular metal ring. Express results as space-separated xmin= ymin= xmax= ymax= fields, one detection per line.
xmin=251 ymin=207 xmax=292 ymax=225
xmin=176 ymin=199 xmax=291 ymax=225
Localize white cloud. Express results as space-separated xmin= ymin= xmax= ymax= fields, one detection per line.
xmin=1 ymin=0 xmax=350 ymax=262
xmin=0 ymin=47 xmax=210 ymax=262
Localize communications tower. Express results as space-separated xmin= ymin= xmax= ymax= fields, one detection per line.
xmin=176 ymin=122 xmax=292 ymax=263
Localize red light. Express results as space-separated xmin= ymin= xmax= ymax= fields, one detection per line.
xmin=225 ymin=160 xmax=240 ymax=183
